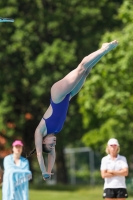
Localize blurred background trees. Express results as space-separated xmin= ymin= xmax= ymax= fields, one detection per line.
xmin=79 ymin=0 xmax=133 ymax=164
xmin=1 ymin=0 xmax=133 ymax=184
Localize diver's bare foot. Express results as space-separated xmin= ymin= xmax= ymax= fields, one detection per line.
xmin=101 ymin=40 xmax=118 ymax=52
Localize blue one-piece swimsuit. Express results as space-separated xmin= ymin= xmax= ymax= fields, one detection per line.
xmin=43 ymin=93 xmax=70 ymax=134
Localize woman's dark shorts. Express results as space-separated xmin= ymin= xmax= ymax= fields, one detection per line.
xmin=103 ymin=188 xmax=128 ymax=198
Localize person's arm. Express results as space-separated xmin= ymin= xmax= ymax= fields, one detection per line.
xmin=3 ymin=156 xmax=14 ymax=170
xmin=107 ymin=168 xmax=128 ymax=176
xmin=101 ymin=170 xmax=115 ymax=178
xmin=35 ymin=127 xmax=47 ymax=175
xmin=100 ymin=157 xmax=115 ymax=178
xmin=107 ymin=156 xmax=128 ymax=177
xmin=47 ymin=148 xmax=56 ymax=174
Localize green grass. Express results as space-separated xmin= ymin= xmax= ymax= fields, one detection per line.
xmin=30 ymin=186 xmax=101 ymax=200
xmin=0 ymin=185 xmax=133 ymax=200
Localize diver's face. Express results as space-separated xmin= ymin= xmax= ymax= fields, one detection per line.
xmin=43 ymin=135 xmax=56 ymax=151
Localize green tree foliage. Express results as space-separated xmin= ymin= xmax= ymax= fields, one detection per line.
xmin=78 ymin=1 xmax=133 ymax=161
xmin=0 ymin=0 xmax=123 ymax=182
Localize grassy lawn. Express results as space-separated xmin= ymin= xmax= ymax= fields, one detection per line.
xmin=29 ymin=186 xmax=102 ymax=200
xmin=0 ymin=185 xmax=133 ymax=200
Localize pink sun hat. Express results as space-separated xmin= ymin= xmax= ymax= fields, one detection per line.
xmin=12 ymin=140 xmax=24 ymax=147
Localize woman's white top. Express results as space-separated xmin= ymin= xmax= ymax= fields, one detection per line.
xmin=16 ymin=160 xmax=20 ymax=166
xmin=100 ymin=154 xmax=128 ymax=189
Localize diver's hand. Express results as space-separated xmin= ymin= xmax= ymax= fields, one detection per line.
xmin=42 ymin=172 xmax=54 ymax=180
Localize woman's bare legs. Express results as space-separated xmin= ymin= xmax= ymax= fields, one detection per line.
xmin=51 ymin=40 xmax=118 ymax=103
xmin=70 ymin=67 xmax=91 ymax=98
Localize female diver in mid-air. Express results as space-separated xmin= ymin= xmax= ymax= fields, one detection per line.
xmin=27 ymin=40 xmax=118 ymax=180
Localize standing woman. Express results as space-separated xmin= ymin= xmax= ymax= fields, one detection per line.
xmin=2 ymin=140 xmax=32 ymax=200
xmin=27 ymin=40 xmax=118 ymax=180
xmin=100 ymin=138 xmax=128 ymax=200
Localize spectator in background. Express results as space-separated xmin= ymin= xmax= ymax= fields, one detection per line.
xmin=100 ymin=138 xmax=128 ymax=200
xmin=2 ymin=140 xmax=32 ymax=200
